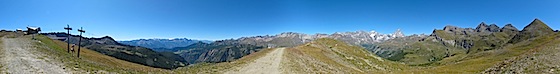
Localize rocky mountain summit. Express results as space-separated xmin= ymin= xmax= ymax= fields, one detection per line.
xmin=331 ymin=29 xmax=405 ymax=45
xmin=509 ymin=19 xmax=555 ymax=44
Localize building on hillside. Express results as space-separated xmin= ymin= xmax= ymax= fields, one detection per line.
xmin=26 ymin=26 xmax=41 ymax=35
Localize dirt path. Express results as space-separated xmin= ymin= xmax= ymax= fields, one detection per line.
xmin=0 ymin=37 xmax=68 ymax=74
xmin=227 ymin=48 xmax=286 ymax=74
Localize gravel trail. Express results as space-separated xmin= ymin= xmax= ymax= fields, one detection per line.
xmin=0 ymin=37 xmax=68 ymax=74
xmin=227 ymin=48 xmax=285 ymax=74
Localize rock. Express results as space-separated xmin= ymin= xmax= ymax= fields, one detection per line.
xmin=488 ymin=24 xmax=500 ymax=32
xmin=443 ymin=25 xmax=459 ymax=32
xmin=475 ymin=22 xmax=501 ymax=33
xmin=476 ymin=22 xmax=489 ymax=32
xmin=501 ymin=24 xmax=519 ymax=32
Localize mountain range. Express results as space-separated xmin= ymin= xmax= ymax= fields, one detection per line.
xmin=170 ymin=29 xmax=405 ymax=64
xmin=118 ymin=38 xmax=212 ymax=52
xmin=180 ymin=18 xmax=560 ymax=73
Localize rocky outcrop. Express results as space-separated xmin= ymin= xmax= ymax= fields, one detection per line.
xmin=476 ymin=22 xmax=501 ymax=33
xmin=476 ymin=22 xmax=489 ymax=32
xmin=488 ymin=24 xmax=501 ymax=32
xmin=501 ymin=24 xmax=519 ymax=32
xmin=501 ymin=24 xmax=520 ymax=36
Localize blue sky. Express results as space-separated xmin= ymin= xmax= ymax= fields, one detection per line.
xmin=1 ymin=0 xmax=559 ymax=41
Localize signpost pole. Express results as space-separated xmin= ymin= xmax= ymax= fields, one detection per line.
xmin=64 ymin=24 xmax=73 ymax=53
xmin=77 ymin=27 xmax=85 ymax=58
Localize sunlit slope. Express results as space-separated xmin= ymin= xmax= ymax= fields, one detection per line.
xmin=175 ymin=47 xmax=279 ymax=73
xmin=284 ymin=38 xmax=407 ymax=73
xmin=176 ymin=38 xmax=409 ymax=74
xmin=35 ymin=35 xmax=171 ymax=73
xmin=484 ymin=32 xmax=560 ymax=73
xmin=396 ymin=30 xmax=560 ymax=73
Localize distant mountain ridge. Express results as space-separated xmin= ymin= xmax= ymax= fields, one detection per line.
xmin=369 ymin=19 xmax=558 ymax=65
xmin=118 ymin=38 xmax=212 ymax=52
xmin=173 ymin=29 xmax=405 ymax=64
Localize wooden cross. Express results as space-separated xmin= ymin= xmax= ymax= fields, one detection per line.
xmin=77 ymin=27 xmax=85 ymax=57
xmin=64 ymin=24 xmax=72 ymax=53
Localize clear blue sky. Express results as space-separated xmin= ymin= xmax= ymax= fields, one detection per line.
xmin=1 ymin=0 xmax=559 ymax=41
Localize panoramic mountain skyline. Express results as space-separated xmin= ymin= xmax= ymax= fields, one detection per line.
xmin=1 ymin=0 xmax=560 ymax=40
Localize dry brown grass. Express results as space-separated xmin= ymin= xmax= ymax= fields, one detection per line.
xmin=392 ymin=33 xmax=560 ymax=73
xmin=283 ymin=38 xmax=410 ymax=74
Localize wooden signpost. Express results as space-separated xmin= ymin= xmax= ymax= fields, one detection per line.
xmin=64 ymin=24 xmax=72 ymax=53
xmin=77 ymin=27 xmax=85 ymax=57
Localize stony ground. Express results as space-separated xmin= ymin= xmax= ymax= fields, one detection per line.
xmin=0 ymin=37 xmax=69 ymax=74
xmin=225 ymin=48 xmax=285 ymax=74
xmin=484 ymin=37 xmax=560 ymax=74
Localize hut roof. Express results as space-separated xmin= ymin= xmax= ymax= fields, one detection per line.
xmin=27 ymin=26 xmax=40 ymax=30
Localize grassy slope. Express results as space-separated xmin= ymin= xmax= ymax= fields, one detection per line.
xmin=396 ymin=32 xmax=560 ymax=73
xmin=34 ymin=35 xmax=171 ymax=73
xmin=484 ymin=32 xmax=560 ymax=73
xmin=284 ymin=38 xmax=409 ymax=73
xmin=174 ymin=48 xmax=277 ymax=73
xmin=279 ymin=34 xmax=559 ymax=73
